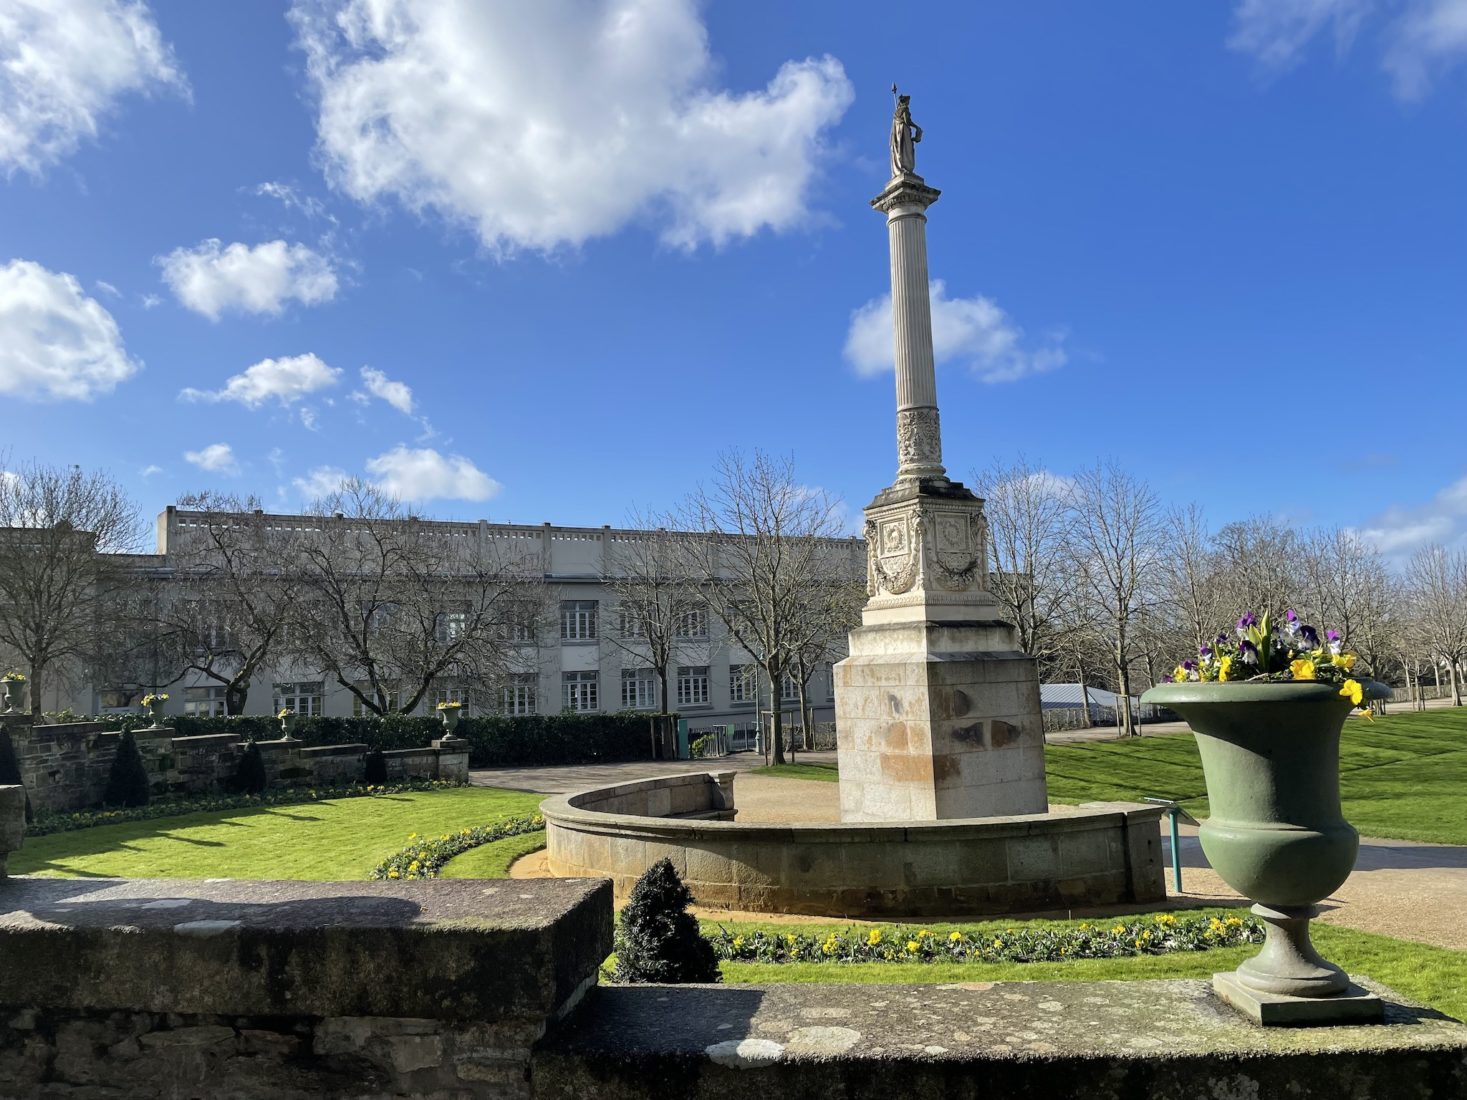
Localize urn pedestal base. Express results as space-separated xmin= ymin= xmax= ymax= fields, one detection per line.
xmin=1213 ymin=971 xmax=1384 ymax=1027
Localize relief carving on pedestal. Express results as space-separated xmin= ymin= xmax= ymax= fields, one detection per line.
xmin=865 ymin=515 xmax=921 ymax=597
xmin=928 ymin=512 xmax=989 ymax=592
xmin=896 ymin=408 xmax=943 ymax=473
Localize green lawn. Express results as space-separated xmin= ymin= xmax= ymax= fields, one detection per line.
xmin=440 ymin=830 xmax=547 ymax=879
xmin=705 ymin=914 xmax=1467 ymax=1020
xmin=11 ymin=787 xmax=543 ymax=880
xmin=762 ymin=708 xmax=1467 ymax=845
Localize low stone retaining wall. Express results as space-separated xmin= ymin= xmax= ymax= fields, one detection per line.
xmin=0 ymin=716 xmax=468 ymax=815
xmin=542 ymin=772 xmax=1166 ymax=917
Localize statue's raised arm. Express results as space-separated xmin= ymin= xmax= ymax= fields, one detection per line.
xmin=889 ymin=90 xmax=922 ymax=178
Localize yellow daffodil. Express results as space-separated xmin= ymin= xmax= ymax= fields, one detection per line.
xmin=867 ymin=929 xmax=883 ymax=947
xmin=1332 ymin=653 xmax=1357 ymax=671
xmin=1290 ymin=658 xmax=1316 ymax=681
xmin=906 ymin=940 xmax=920 ymax=953
xmin=1339 ymin=679 xmax=1364 ymax=706
xmin=949 ymin=930 xmax=963 ymax=943
xmin=1218 ymin=656 xmax=1233 ymax=682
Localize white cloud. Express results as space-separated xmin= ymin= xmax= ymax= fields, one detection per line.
xmin=183 ymin=443 xmax=240 ymax=476
xmin=95 ymin=279 xmax=120 ymax=298
xmin=844 ymin=280 xmax=1068 ymax=384
xmin=364 ymin=445 xmax=499 ymax=502
xmin=290 ymin=0 xmax=852 ymax=252
xmin=1353 ymin=472 xmax=1467 ymax=557
xmin=1383 ymin=0 xmax=1467 ymax=99
xmin=356 ymin=366 xmax=414 ymax=415
xmin=180 ymin=353 xmax=341 ymax=407
xmin=0 ymin=258 xmax=142 ymax=400
xmin=292 ymin=464 xmax=350 ymax=500
xmin=158 ymin=238 xmax=339 ymax=319
xmin=139 ymin=463 xmax=162 ymax=477
xmin=0 ymin=0 xmax=187 ymax=176
xmin=1229 ymin=0 xmax=1467 ymax=98
xmin=254 ymin=180 xmax=335 ymax=222
xmin=140 ymin=293 xmax=162 ymax=309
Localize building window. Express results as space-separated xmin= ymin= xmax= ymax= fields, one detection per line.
xmin=729 ymin=664 xmax=755 ymax=705
xmin=677 ymin=665 xmax=710 ymax=708
xmin=621 ymin=668 xmax=656 ymax=710
xmin=352 ymin=684 xmax=401 ymax=717
xmin=435 ymin=685 xmax=469 ymax=709
xmin=563 ymin=671 xmax=599 ymax=712
xmin=822 ymin=661 xmax=837 ymax=701
xmin=435 ymin=610 xmax=467 ymax=643
xmin=502 ymin=673 xmax=537 ymax=716
xmin=500 ymin=602 xmax=538 ymax=644
xmin=781 ymin=671 xmax=800 ymax=702
xmin=183 ymin=685 xmax=227 ymax=717
xmin=617 ymin=605 xmax=645 ymax=639
xmin=674 ymin=604 xmax=708 ymax=639
xmin=561 ymin=600 xmax=598 ymax=641
xmin=274 ymin=681 xmax=323 ymax=717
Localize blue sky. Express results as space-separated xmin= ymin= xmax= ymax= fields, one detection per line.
xmin=1 ymin=1 xmax=1464 ymax=559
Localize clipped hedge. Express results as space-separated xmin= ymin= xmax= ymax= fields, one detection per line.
xmin=107 ymin=711 xmax=655 ymax=768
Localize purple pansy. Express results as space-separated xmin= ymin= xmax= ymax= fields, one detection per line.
xmin=1237 ymin=612 xmax=1258 ymax=635
xmin=1239 ymin=639 xmax=1259 ymax=665
xmin=1283 ymin=609 xmax=1300 ymax=635
xmin=1299 ymin=625 xmax=1319 ymax=647
xmin=1199 ymin=644 xmax=1213 ymax=659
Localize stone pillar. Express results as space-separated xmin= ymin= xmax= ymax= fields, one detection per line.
xmin=834 ymin=157 xmax=1048 ymax=823
xmin=875 ymin=174 xmax=946 ymax=482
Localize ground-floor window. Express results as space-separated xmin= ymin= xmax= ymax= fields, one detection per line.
xmin=502 ymin=673 xmax=537 ymax=716
xmin=274 ymin=681 xmax=323 ymax=717
xmin=621 ymin=667 xmax=656 ymax=710
xmin=352 ymin=683 xmax=401 ymax=716
xmin=562 ymin=671 xmax=598 ymax=713
xmin=677 ymin=665 xmax=710 ymax=707
xmin=729 ymin=664 xmax=754 ymax=704
xmin=183 ymin=685 xmax=228 ymax=717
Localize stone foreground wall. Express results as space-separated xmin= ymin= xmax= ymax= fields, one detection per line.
xmin=0 ymin=716 xmax=467 ymax=814
xmin=0 ymin=876 xmax=611 ymax=1100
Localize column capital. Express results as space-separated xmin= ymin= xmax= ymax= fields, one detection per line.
xmin=871 ymin=174 xmax=941 ymax=215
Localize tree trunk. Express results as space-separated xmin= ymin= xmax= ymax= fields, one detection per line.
xmin=28 ymin=660 xmax=44 ymax=720
xmin=798 ymin=680 xmax=812 ymax=753
xmin=1450 ymin=657 xmax=1463 ymax=708
xmin=226 ymin=680 xmax=249 ymax=715
xmin=766 ymin=661 xmax=785 ymax=765
xmin=1116 ymin=658 xmax=1135 ymax=738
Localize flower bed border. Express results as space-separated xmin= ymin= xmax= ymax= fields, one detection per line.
xmin=710 ymin=912 xmax=1263 ymax=965
xmin=371 ymin=814 xmax=545 ymax=880
xmin=27 ymin=780 xmax=465 ymax=837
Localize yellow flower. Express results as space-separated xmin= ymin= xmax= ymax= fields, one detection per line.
xmin=906 ymin=940 xmax=920 ymax=953
xmin=1333 ymin=653 xmax=1357 ymax=671
xmin=1111 ymin=924 xmax=1125 ymax=934
xmin=1172 ymin=664 xmax=1189 ymax=683
xmin=992 ymin=938 xmax=1004 ymax=949
xmin=1218 ymin=655 xmax=1233 ymax=681
xmin=867 ymin=929 xmax=883 ymax=947
xmin=1339 ymin=679 xmax=1364 ymax=706
xmin=733 ymin=936 xmax=745 ymax=950
xmin=1290 ymin=658 xmax=1316 ymax=681
xmin=387 ymin=869 xmax=400 ymax=879
xmin=949 ymin=930 xmax=963 ymax=943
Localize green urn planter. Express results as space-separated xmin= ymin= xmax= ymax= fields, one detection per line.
xmin=279 ymin=712 xmax=299 ymax=741
xmin=1141 ymin=679 xmax=1390 ymax=1022
xmin=439 ymin=708 xmax=461 ymax=735
xmin=1 ymin=680 xmax=22 ymax=714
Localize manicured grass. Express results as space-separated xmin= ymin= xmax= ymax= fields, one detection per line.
xmin=753 ymin=762 xmax=839 ymax=783
xmin=11 ymin=787 xmax=543 ymax=880
xmin=1045 ymin=708 xmax=1467 ymax=844
xmin=755 ymin=709 xmax=1467 ymax=844
xmin=705 ymin=912 xmax=1467 ymax=1020
xmin=439 ymin=831 xmax=547 ymax=879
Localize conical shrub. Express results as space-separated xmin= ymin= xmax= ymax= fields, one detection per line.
xmin=613 ymin=857 xmax=721 ymax=984
xmin=103 ymin=729 xmax=151 ymax=807
xmin=234 ymin=740 xmax=267 ymax=795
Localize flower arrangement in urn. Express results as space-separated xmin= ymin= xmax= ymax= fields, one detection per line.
xmin=276 ymin=707 xmax=298 ymax=740
xmin=435 ymin=700 xmax=463 ymax=735
xmin=1142 ymin=610 xmax=1389 ymax=1026
xmin=1 ymin=671 xmax=24 ymax=714
xmin=140 ymin=692 xmax=168 ymax=726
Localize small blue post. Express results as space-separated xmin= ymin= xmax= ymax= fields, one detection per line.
xmin=1169 ymin=807 xmax=1183 ymax=893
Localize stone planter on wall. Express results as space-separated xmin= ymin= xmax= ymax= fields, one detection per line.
xmin=2 ymin=680 xmax=24 ymax=714
xmin=1141 ymin=679 xmax=1391 ymax=1025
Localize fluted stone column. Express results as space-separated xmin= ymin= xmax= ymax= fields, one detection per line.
xmin=833 ymin=156 xmax=1048 ymax=823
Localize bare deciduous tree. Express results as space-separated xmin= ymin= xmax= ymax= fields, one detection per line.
xmin=1066 ymin=462 xmax=1165 ymax=737
xmin=150 ymin=493 xmax=304 ymax=715
xmin=975 ymin=457 xmax=1076 ymax=667
xmin=1159 ymin=504 xmax=1227 ymax=656
xmin=289 ymin=481 xmax=544 ymax=715
xmin=676 ymin=451 xmax=850 ymax=765
xmin=0 ymin=460 xmax=141 ymax=718
xmin=1403 ymin=544 xmax=1467 ymax=707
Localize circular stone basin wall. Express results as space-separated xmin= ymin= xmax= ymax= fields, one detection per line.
xmin=541 ymin=771 xmax=1166 ymax=918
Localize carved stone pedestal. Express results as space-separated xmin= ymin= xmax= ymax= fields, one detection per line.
xmin=835 ymin=478 xmax=1048 ymax=822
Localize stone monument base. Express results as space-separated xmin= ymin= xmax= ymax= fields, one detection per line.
xmin=1213 ymin=971 xmax=1385 ymax=1026
xmin=835 ymin=618 xmax=1048 ymax=822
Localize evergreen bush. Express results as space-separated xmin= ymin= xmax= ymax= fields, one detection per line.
xmin=102 ymin=729 xmax=151 ymax=807
xmin=363 ymin=748 xmax=387 ymax=785
xmin=234 ymin=741 xmax=267 ymax=795
xmin=612 ymin=858 xmax=721 ymax=984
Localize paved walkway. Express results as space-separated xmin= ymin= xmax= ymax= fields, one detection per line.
xmin=470 ymin=751 xmax=838 ymax=795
